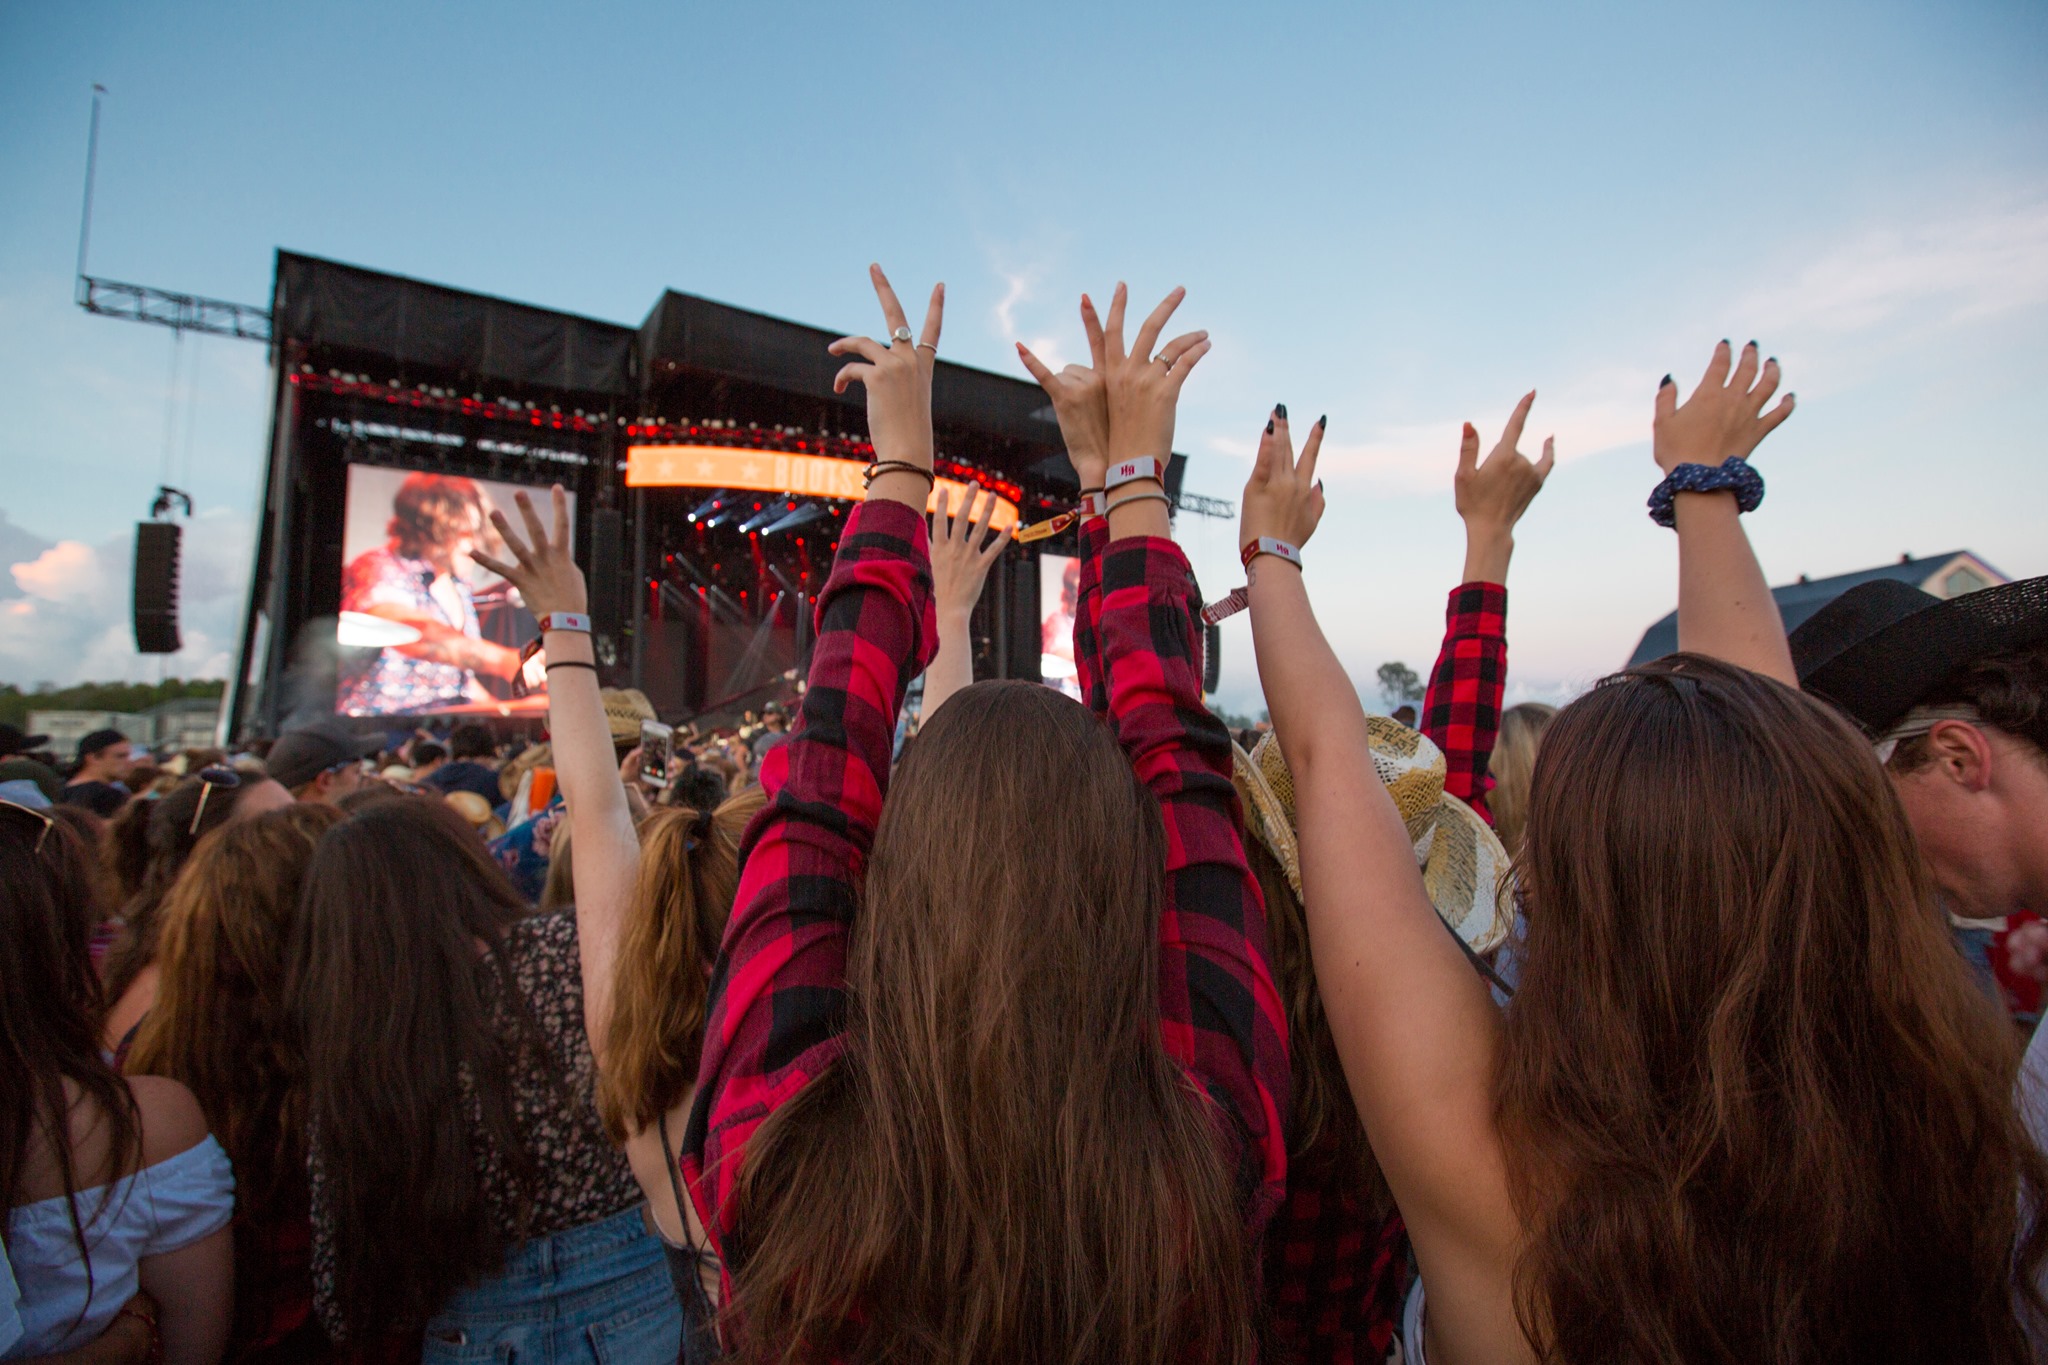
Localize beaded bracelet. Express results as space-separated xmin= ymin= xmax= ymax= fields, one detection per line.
xmin=862 ymin=459 xmax=936 ymax=488
xmin=1647 ymin=457 xmax=1764 ymax=528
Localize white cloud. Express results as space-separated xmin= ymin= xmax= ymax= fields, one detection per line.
xmin=0 ymin=507 xmax=252 ymax=686
xmin=985 ymin=263 xmax=1068 ymax=373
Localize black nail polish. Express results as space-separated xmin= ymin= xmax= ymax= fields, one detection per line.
xmin=1275 ymin=403 xmax=1288 ymax=420
xmin=1767 ymin=356 xmax=1777 ymax=365
xmin=1265 ymin=419 xmax=1274 ymax=434
xmin=1316 ymin=415 xmax=1327 ymax=429
xmin=1660 ymin=374 xmax=1674 ymax=388
xmin=1747 ymin=339 xmax=1758 ymax=350
xmin=1720 ymin=339 xmax=1730 ymax=347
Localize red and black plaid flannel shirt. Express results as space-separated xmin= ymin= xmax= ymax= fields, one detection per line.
xmin=683 ymin=502 xmax=1290 ymax=1307
xmin=1419 ymin=582 xmax=1509 ymax=823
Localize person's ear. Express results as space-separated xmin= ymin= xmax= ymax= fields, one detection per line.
xmin=1923 ymin=720 xmax=1995 ymax=794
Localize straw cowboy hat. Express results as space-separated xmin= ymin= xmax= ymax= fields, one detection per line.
xmin=1231 ymin=719 xmax=1517 ymax=955
xmin=444 ymin=789 xmax=506 ymax=841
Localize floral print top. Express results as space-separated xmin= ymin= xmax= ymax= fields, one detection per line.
xmin=307 ymin=909 xmax=642 ymax=1336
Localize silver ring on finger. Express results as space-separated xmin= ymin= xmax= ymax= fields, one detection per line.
xmin=891 ymin=326 xmax=915 ymax=345
xmin=1153 ymin=354 xmax=1174 ymax=367
xmin=915 ymin=342 xmax=937 ymax=354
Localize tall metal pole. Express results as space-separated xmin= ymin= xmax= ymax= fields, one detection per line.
xmin=76 ymin=85 xmax=105 ymax=297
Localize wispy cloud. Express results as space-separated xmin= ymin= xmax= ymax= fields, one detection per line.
xmin=1199 ymin=192 xmax=2048 ymax=496
xmin=985 ymin=260 xmax=1068 ymax=373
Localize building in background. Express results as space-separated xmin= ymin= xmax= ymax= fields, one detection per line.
xmin=1628 ymin=551 xmax=2008 ymax=666
xmin=28 ymin=697 xmax=223 ymax=756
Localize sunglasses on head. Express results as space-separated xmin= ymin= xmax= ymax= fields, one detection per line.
xmin=188 ymin=766 xmax=243 ymax=836
xmin=0 ymin=798 xmax=57 ymax=855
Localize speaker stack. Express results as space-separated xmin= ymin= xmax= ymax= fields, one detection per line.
xmin=132 ymin=521 xmax=183 ymax=654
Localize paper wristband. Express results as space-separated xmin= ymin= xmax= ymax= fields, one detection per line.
xmin=1201 ymin=587 xmax=1250 ymax=625
xmin=536 ymin=612 xmax=592 ymax=634
xmin=1103 ymin=458 xmax=1165 ymax=492
xmin=1239 ymin=537 xmax=1302 ymax=569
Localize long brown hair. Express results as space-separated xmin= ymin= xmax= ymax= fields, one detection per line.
xmin=286 ymin=796 xmax=538 ymax=1339
xmin=0 ymin=805 xmax=138 ymax=1324
xmin=597 ymin=786 xmax=766 ymax=1141
xmin=102 ymin=774 xmax=272 ymax=1007
xmin=726 ymin=681 xmax=1258 ymax=1365
xmin=125 ymin=804 xmax=340 ymax=1206
xmin=1500 ymin=654 xmax=2048 ymax=1363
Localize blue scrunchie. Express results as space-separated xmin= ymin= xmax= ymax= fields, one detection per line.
xmin=1647 ymin=457 xmax=1764 ymax=528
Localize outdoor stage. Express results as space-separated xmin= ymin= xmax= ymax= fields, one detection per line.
xmin=228 ymin=253 xmax=1197 ymax=738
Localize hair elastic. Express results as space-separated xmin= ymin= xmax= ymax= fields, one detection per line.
xmin=1647 ymin=457 xmax=1764 ymax=528
xmin=1103 ymin=458 xmax=1165 ymax=492
xmin=545 ymin=660 xmax=599 ymax=674
xmin=862 ymin=459 xmax=936 ymax=489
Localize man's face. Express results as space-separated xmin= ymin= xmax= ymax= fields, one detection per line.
xmin=431 ymin=503 xmax=485 ymax=576
xmin=85 ymin=740 xmax=133 ymax=782
xmin=1889 ymin=723 xmax=2048 ymax=918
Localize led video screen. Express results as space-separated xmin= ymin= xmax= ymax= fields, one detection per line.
xmin=1039 ymin=553 xmax=1080 ymax=700
xmin=335 ymin=465 xmax=575 ymax=716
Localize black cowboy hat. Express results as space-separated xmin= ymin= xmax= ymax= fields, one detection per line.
xmin=1789 ymin=575 xmax=2048 ymax=735
xmin=0 ymin=723 xmax=50 ymax=757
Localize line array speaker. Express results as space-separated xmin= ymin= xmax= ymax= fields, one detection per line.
xmin=133 ymin=522 xmax=183 ymax=654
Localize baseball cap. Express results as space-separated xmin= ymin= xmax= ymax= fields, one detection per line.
xmin=265 ymin=719 xmax=384 ymax=790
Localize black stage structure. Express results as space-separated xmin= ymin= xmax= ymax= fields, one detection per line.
xmin=228 ymin=252 xmax=1195 ymax=739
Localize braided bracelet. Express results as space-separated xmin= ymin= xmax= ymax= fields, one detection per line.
xmin=1104 ymin=490 xmax=1172 ymax=516
xmin=1647 ymin=457 xmax=1764 ymax=528
xmin=862 ymin=459 xmax=936 ymax=488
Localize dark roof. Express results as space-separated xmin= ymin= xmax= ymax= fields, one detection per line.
xmin=636 ymin=289 xmax=1063 ymax=449
xmin=1627 ymin=552 xmax=2004 ymax=666
xmin=273 ymin=251 xmax=637 ymax=396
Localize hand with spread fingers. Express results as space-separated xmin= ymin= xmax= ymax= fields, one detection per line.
xmin=1654 ymin=340 xmax=1795 ymax=475
xmin=827 ymin=263 xmax=944 ymax=507
xmin=1455 ymin=391 xmax=1556 ymax=584
xmin=1240 ymin=407 xmax=1327 ymax=558
xmin=929 ymin=485 xmax=1014 ymax=622
xmin=1098 ymin=283 xmax=1210 ymax=469
xmin=467 ymin=484 xmax=586 ymax=620
xmin=1016 ymin=293 xmax=1114 ymax=491
xmin=922 ymin=485 xmax=1014 ymax=718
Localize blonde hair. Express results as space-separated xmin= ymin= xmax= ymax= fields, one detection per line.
xmin=1489 ymin=701 xmax=1556 ymax=857
xmin=596 ymin=786 xmax=766 ymax=1140
xmin=538 ymin=820 xmax=574 ymax=913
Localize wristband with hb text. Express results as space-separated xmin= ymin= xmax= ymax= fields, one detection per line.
xmin=536 ymin=612 xmax=592 ymax=634
xmin=1103 ymin=458 xmax=1165 ymax=492
xmin=1240 ymin=536 xmax=1303 ymax=570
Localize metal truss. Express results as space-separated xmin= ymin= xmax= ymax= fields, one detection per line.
xmin=76 ymin=275 xmax=272 ymax=342
xmin=1173 ymin=490 xmax=1235 ymax=520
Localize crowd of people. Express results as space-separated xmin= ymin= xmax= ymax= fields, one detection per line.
xmin=4 ymin=263 xmax=2046 ymax=1365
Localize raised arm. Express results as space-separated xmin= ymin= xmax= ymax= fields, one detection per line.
xmin=1092 ymin=287 xmax=1288 ymax=1222
xmin=1019 ymin=291 xmax=1116 ymax=718
xmin=1421 ymin=394 xmax=1554 ymax=816
xmin=1244 ymin=411 xmax=1527 ymax=1363
xmin=1657 ymin=341 xmax=1797 ymax=684
xmin=470 ymin=485 xmax=639 ymax=1061
xmin=683 ymin=266 xmax=942 ymax=1253
xmin=921 ymin=485 xmax=1012 ymax=719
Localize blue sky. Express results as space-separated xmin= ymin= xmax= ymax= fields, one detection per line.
xmin=2 ymin=1 xmax=2044 ymax=712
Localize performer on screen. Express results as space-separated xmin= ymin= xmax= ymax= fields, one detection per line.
xmin=337 ymin=473 xmax=527 ymax=715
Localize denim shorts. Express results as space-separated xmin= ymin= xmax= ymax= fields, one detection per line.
xmin=422 ymin=1204 xmax=682 ymax=1365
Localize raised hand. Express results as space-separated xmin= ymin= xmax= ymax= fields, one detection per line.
xmin=1455 ymin=391 xmax=1555 ymax=584
xmin=1240 ymin=408 xmax=1327 ymax=556
xmin=828 ymin=264 xmax=944 ymax=506
xmin=1017 ymin=293 xmax=1113 ymax=491
xmin=1654 ymin=340 xmax=1794 ymax=475
xmin=929 ymin=485 xmax=1014 ymax=622
xmin=468 ymin=484 xmax=586 ymax=620
xmin=1099 ymin=283 xmax=1210 ymax=468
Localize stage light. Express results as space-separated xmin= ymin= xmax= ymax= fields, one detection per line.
xmin=761 ymin=503 xmax=828 ymax=537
